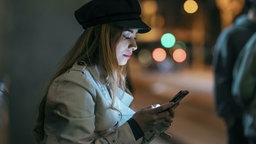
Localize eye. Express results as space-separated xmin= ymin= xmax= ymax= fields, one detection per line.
xmin=122 ymin=34 xmax=136 ymax=40
xmin=122 ymin=34 xmax=131 ymax=39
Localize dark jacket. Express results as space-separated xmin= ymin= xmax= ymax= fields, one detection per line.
xmin=232 ymin=33 xmax=256 ymax=137
xmin=213 ymin=15 xmax=256 ymax=125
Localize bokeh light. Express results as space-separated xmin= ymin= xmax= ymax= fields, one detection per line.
xmin=184 ymin=0 xmax=198 ymax=14
xmin=138 ymin=49 xmax=153 ymax=66
xmin=172 ymin=48 xmax=187 ymax=63
xmin=152 ymin=48 xmax=167 ymax=62
xmin=160 ymin=33 xmax=176 ymax=48
xmin=173 ymin=41 xmax=187 ymax=50
xmin=141 ymin=0 xmax=158 ymax=16
xmin=150 ymin=14 xmax=165 ymax=28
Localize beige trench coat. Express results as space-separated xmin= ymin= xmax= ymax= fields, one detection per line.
xmin=42 ymin=63 xmax=157 ymax=144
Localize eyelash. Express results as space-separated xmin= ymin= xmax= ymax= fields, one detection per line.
xmin=123 ymin=35 xmax=136 ymax=40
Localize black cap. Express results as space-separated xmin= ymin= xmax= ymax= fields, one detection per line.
xmin=74 ymin=0 xmax=151 ymax=33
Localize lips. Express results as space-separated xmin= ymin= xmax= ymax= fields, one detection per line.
xmin=123 ymin=54 xmax=132 ymax=58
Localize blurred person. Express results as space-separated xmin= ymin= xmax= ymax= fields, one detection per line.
xmin=213 ymin=0 xmax=256 ymax=144
xmin=0 ymin=78 xmax=9 ymax=144
xmin=232 ymin=32 xmax=256 ymax=144
xmin=33 ymin=0 xmax=176 ymax=143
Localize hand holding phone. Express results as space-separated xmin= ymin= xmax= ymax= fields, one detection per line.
xmin=159 ymin=90 xmax=189 ymax=112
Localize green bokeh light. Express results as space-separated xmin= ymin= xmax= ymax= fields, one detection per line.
xmin=161 ymin=33 xmax=176 ymax=48
xmin=173 ymin=41 xmax=187 ymax=50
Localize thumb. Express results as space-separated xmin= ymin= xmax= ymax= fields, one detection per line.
xmin=152 ymin=102 xmax=175 ymax=113
xmin=141 ymin=104 xmax=160 ymax=110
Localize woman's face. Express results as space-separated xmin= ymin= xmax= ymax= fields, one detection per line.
xmin=116 ymin=29 xmax=138 ymax=66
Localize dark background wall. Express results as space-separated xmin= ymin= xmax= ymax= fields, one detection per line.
xmin=2 ymin=0 xmax=89 ymax=143
xmin=0 ymin=0 xmax=4 ymax=75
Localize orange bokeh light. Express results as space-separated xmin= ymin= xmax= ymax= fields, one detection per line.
xmin=152 ymin=48 xmax=167 ymax=62
xmin=183 ymin=0 xmax=198 ymax=14
xmin=173 ymin=48 xmax=187 ymax=63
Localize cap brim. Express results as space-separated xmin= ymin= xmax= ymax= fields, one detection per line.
xmin=113 ymin=19 xmax=151 ymax=33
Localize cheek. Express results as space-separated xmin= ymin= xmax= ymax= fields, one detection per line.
xmin=116 ymin=42 xmax=126 ymax=55
xmin=115 ymin=44 xmax=121 ymax=57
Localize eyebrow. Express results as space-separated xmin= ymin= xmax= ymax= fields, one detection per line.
xmin=123 ymin=29 xmax=136 ymax=34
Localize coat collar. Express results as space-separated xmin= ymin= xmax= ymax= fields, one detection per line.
xmin=73 ymin=62 xmax=109 ymax=85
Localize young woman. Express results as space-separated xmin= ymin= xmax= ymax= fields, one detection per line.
xmin=34 ymin=0 xmax=175 ymax=143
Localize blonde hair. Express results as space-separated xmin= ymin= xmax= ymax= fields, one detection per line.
xmin=34 ymin=24 xmax=129 ymax=141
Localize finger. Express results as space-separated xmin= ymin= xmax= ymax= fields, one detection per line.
xmin=152 ymin=118 xmax=166 ymax=125
xmin=162 ymin=121 xmax=172 ymax=127
xmin=159 ymin=117 xmax=173 ymax=125
xmin=141 ymin=105 xmax=155 ymax=110
xmin=152 ymin=119 xmax=172 ymax=128
xmin=152 ymin=102 xmax=175 ymax=113
xmin=164 ymin=115 xmax=174 ymax=122
xmin=142 ymin=104 xmax=161 ymax=111
xmin=157 ymin=110 xmax=170 ymax=118
xmin=166 ymin=109 xmax=175 ymax=117
xmin=151 ymin=104 xmax=160 ymax=108
xmin=155 ymin=109 xmax=174 ymax=122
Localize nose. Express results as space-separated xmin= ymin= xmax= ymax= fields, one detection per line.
xmin=130 ymin=46 xmax=137 ymax=51
xmin=129 ymin=39 xmax=137 ymax=51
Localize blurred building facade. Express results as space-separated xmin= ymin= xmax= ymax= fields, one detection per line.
xmin=137 ymin=0 xmax=245 ymax=68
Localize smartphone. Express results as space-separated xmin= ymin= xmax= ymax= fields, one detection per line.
xmin=169 ymin=90 xmax=189 ymax=105
xmin=159 ymin=90 xmax=189 ymax=112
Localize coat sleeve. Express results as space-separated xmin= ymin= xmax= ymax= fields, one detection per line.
xmin=44 ymin=71 xmax=141 ymax=144
xmin=213 ymin=29 xmax=243 ymax=118
xmin=232 ymin=33 xmax=256 ymax=108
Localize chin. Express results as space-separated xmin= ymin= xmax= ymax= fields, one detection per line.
xmin=118 ymin=63 xmax=127 ymax=66
xmin=118 ymin=61 xmax=128 ymax=66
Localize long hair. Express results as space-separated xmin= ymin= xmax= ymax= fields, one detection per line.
xmin=34 ymin=24 xmax=128 ymax=141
